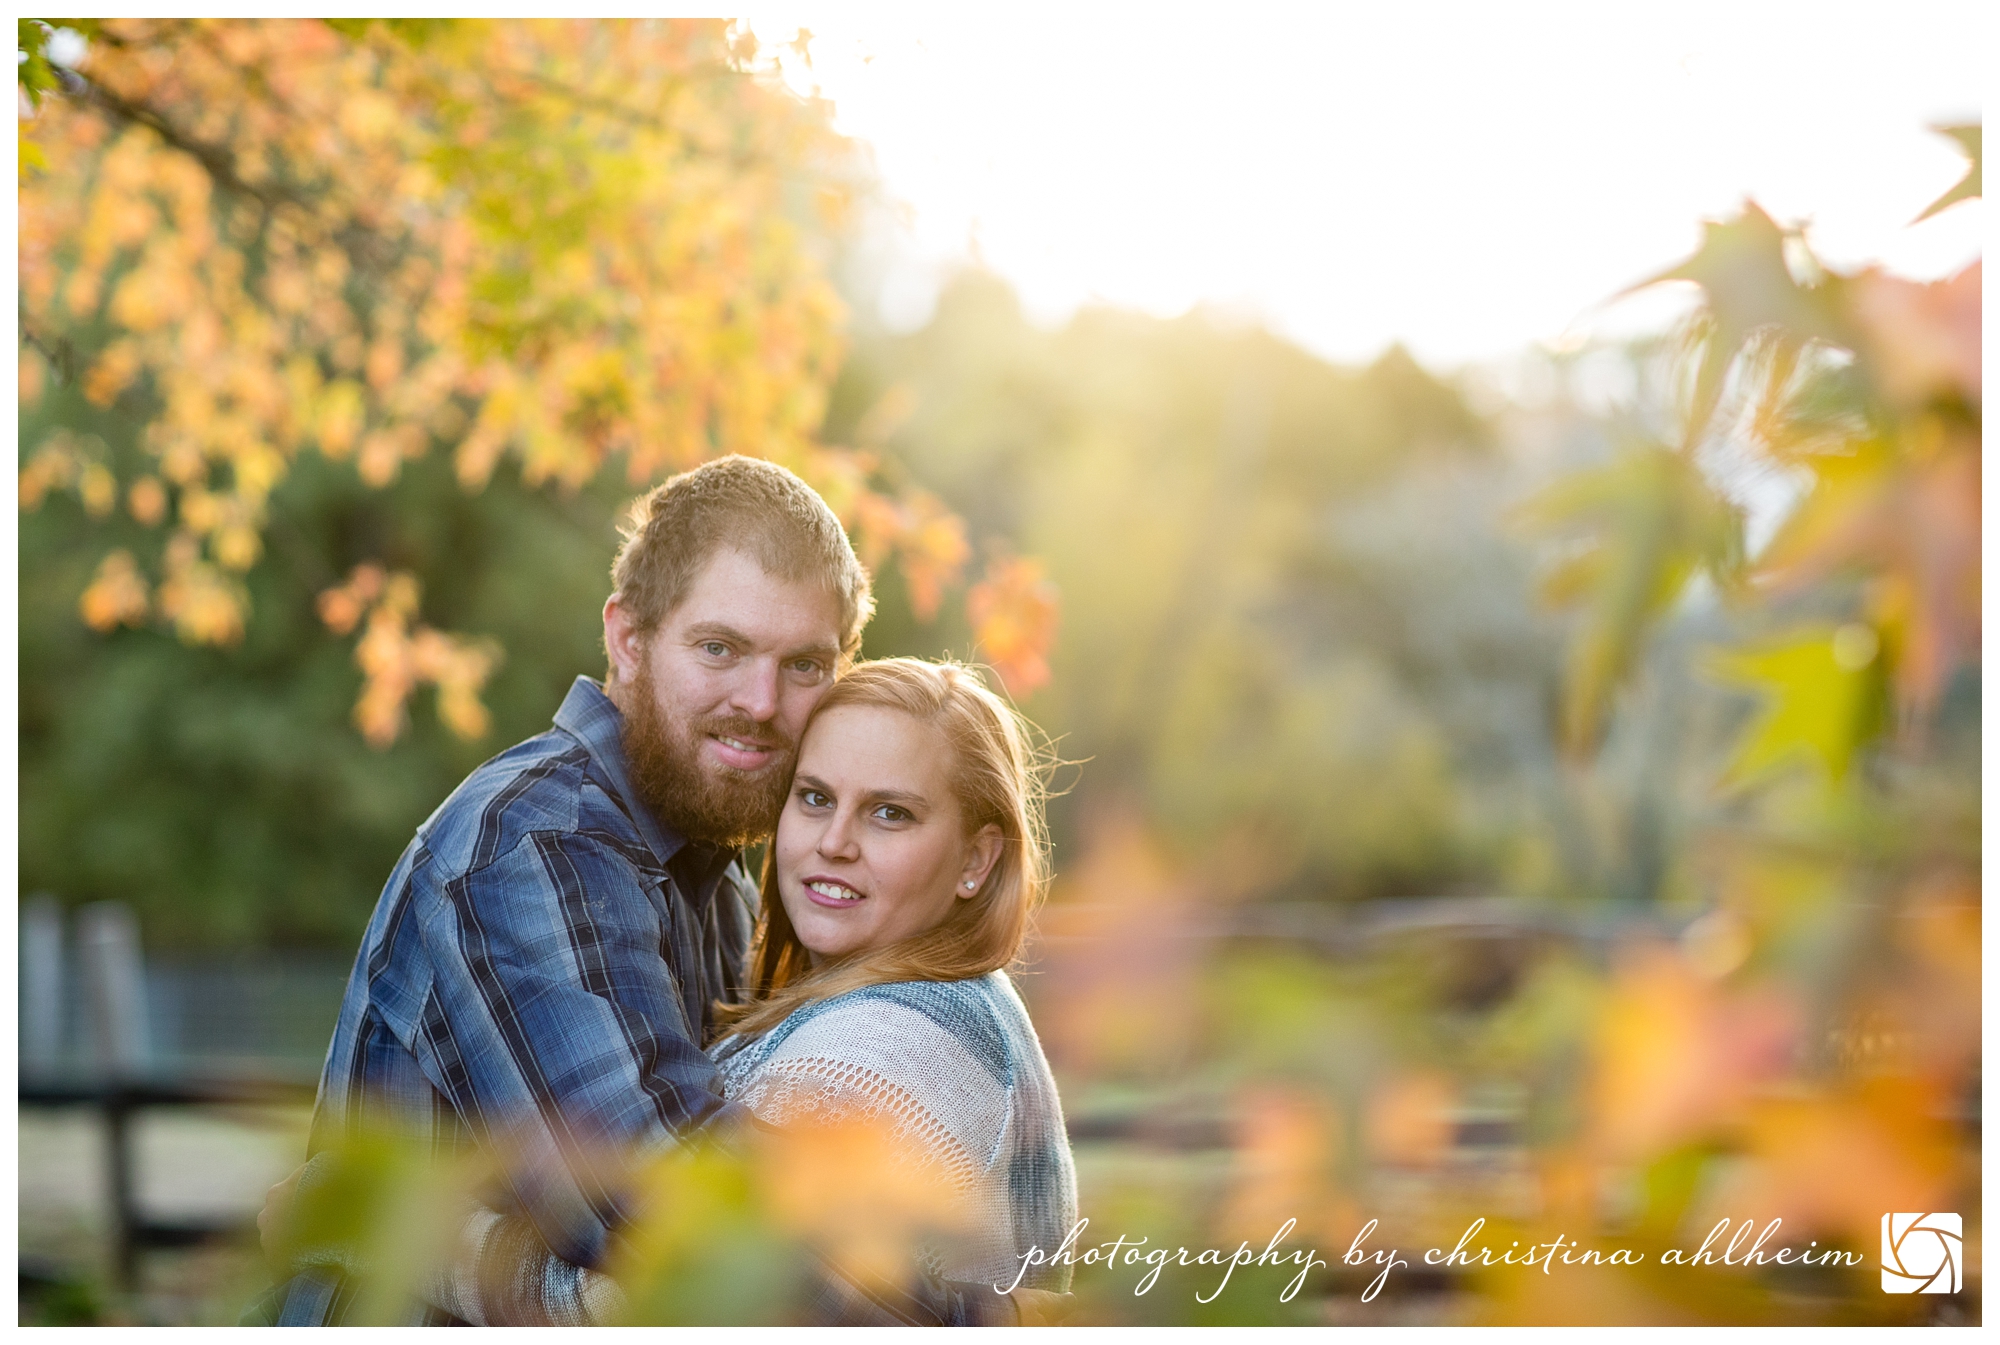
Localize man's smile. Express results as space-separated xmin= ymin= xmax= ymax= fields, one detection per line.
xmin=705 ymin=731 xmax=780 ymax=771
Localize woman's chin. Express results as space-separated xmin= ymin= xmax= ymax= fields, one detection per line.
xmin=795 ymin=928 xmax=861 ymax=965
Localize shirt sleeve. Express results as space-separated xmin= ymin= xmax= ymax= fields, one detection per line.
xmin=425 ymin=1201 xmax=627 ymax=1326
xmin=410 ymin=828 xmax=748 ymax=1267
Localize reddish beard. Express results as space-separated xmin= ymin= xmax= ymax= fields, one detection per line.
xmin=619 ymin=661 xmax=795 ymax=848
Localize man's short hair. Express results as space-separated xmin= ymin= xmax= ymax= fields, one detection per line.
xmin=609 ymin=454 xmax=875 ymax=663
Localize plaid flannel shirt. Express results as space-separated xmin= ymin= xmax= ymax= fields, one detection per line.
xmin=270 ymin=677 xmax=1000 ymax=1326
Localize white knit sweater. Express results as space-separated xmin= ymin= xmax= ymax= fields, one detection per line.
xmin=711 ymin=969 xmax=1078 ymax=1290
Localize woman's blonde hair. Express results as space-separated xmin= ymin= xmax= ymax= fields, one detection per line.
xmin=712 ymin=657 xmax=1051 ymax=1039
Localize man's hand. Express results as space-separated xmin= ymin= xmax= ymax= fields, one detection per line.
xmin=1011 ymin=1288 xmax=1077 ymax=1325
xmin=258 ymin=1162 xmax=306 ymax=1266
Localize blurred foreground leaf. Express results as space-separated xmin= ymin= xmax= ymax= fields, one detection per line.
xmin=1913 ymin=124 xmax=1980 ymax=223
xmin=1705 ymin=628 xmax=1888 ymax=785
xmin=1515 ymin=442 xmax=1742 ymax=755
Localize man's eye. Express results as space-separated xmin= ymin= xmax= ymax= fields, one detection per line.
xmin=701 ymin=641 xmax=729 ymax=658
xmin=789 ymin=658 xmax=823 ymax=677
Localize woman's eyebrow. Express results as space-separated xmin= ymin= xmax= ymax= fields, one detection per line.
xmin=794 ymin=775 xmax=928 ymax=810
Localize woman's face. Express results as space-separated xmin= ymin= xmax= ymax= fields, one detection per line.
xmin=775 ymin=703 xmax=1002 ymax=965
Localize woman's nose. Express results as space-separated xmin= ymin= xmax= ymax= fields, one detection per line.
xmin=817 ymin=809 xmax=860 ymax=859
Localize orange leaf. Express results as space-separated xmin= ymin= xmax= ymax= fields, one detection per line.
xmin=1845 ymin=263 xmax=1981 ymax=410
xmin=967 ymin=555 xmax=1059 ymax=697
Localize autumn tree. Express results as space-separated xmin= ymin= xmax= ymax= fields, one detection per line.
xmin=17 ymin=18 xmax=1054 ymax=943
xmin=19 ymin=18 xmax=1052 ymax=740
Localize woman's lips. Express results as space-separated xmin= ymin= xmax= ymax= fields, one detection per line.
xmin=802 ymin=877 xmax=865 ymax=907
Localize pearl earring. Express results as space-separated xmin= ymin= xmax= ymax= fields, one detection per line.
xmin=964 ymin=880 xmax=976 ymax=890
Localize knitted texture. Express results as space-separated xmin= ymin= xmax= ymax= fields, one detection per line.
xmin=712 ymin=970 xmax=1078 ymax=1291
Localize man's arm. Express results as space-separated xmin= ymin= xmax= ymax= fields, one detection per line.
xmin=411 ymin=829 xmax=736 ymax=1266
xmin=422 ymin=1204 xmax=1026 ymax=1326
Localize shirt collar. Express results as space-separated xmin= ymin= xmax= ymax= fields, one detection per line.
xmin=553 ymin=675 xmax=697 ymax=871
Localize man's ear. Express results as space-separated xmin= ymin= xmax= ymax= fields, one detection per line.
xmin=603 ymin=594 xmax=647 ymax=687
xmin=958 ymin=824 xmax=1005 ymax=900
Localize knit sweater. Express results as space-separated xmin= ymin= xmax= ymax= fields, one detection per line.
xmin=712 ymin=970 xmax=1078 ymax=1292
xmin=430 ymin=969 xmax=1076 ymax=1323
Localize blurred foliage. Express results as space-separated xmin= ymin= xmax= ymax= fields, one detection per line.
xmin=1011 ymin=127 xmax=1978 ymax=1324
xmin=821 ymin=128 xmax=1978 ymax=1325
xmin=17 ymin=16 xmax=1981 ymax=1330
xmin=273 ymin=1113 xmax=983 ymax=1326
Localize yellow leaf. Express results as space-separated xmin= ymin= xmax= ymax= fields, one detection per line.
xmin=79 ymin=550 xmax=151 ymax=631
xmin=1705 ymin=627 xmax=1887 ymax=785
xmin=127 ymin=476 xmax=168 ymax=526
xmin=157 ymin=550 xmax=247 ymax=646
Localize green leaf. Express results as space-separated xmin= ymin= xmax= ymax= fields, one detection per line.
xmin=18 ymin=19 xmax=103 ymax=110
xmin=323 ymin=17 xmax=454 ymax=48
xmin=1625 ymin=203 xmax=1840 ymax=446
xmin=1914 ymin=123 xmax=1981 ymax=223
xmin=1515 ymin=441 xmax=1744 ymax=755
xmin=17 ymin=19 xmax=58 ymax=110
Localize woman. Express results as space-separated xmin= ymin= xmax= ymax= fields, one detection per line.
xmin=425 ymin=657 xmax=1076 ymax=1324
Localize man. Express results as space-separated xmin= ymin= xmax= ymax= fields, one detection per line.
xmin=270 ymin=456 xmax=1020 ymax=1325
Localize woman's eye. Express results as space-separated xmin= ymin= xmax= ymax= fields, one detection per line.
xmin=872 ymin=804 xmax=911 ymax=823
xmin=799 ymin=788 xmax=831 ymax=809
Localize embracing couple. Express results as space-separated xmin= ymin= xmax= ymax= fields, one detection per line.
xmin=262 ymin=456 xmax=1076 ymax=1326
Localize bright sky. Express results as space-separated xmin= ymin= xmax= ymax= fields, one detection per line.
xmin=747 ymin=4 xmax=1985 ymax=369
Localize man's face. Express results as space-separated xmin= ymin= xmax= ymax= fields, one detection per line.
xmin=605 ymin=547 xmax=846 ymax=847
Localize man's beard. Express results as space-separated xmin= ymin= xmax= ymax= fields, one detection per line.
xmin=619 ymin=662 xmax=794 ymax=849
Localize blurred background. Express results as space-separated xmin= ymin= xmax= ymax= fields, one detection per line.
xmin=16 ymin=15 xmax=1980 ymax=1325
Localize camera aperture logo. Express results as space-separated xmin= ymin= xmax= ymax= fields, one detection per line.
xmin=1881 ymin=1213 xmax=1961 ymax=1293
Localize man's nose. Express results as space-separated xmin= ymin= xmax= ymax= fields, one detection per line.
xmin=728 ymin=658 xmax=780 ymax=726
